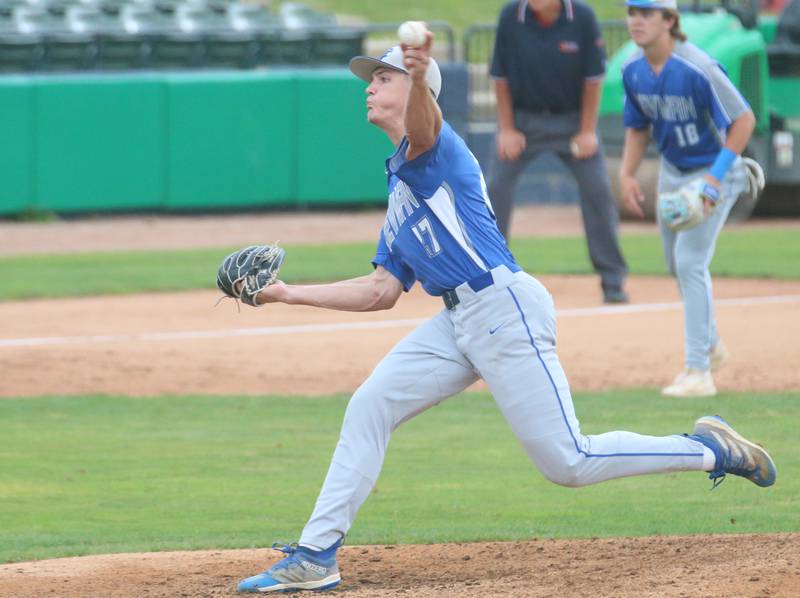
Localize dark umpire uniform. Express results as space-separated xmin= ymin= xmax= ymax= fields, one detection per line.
xmin=488 ymin=0 xmax=628 ymax=303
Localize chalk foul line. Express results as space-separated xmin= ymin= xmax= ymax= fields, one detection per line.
xmin=1 ymin=294 xmax=798 ymax=349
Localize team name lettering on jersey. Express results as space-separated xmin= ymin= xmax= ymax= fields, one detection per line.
xmin=383 ymin=180 xmax=421 ymax=251
xmin=635 ymin=94 xmax=698 ymax=122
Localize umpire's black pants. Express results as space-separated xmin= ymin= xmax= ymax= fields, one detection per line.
xmin=487 ymin=109 xmax=627 ymax=295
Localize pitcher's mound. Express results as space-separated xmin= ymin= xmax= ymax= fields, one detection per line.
xmin=3 ymin=534 xmax=799 ymax=597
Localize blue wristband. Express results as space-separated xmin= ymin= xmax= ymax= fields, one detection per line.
xmin=709 ymin=147 xmax=736 ymax=182
xmin=700 ymin=182 xmax=721 ymax=204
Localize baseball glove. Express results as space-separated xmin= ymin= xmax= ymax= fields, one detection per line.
xmin=216 ymin=244 xmax=285 ymax=307
xmin=657 ymin=178 xmax=708 ymax=232
xmin=742 ymin=156 xmax=765 ymax=200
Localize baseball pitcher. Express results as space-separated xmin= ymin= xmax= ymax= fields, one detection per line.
xmin=220 ymin=24 xmax=776 ymax=594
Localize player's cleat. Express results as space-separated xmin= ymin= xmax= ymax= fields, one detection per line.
xmin=661 ymin=369 xmax=716 ymax=397
xmin=237 ymin=538 xmax=343 ymax=593
xmin=709 ymin=340 xmax=730 ymax=372
xmin=688 ymin=415 xmax=777 ymax=488
xmin=603 ymin=289 xmax=629 ymax=304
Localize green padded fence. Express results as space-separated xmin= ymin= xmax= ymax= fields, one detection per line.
xmin=34 ymin=74 xmax=166 ymax=212
xmin=0 ymin=77 xmax=34 ymax=214
xmin=165 ymin=72 xmax=296 ymax=209
xmin=0 ymin=69 xmax=392 ymax=216
xmin=295 ymin=70 xmax=393 ymax=205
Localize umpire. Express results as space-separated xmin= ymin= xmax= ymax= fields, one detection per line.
xmin=488 ymin=0 xmax=628 ymax=303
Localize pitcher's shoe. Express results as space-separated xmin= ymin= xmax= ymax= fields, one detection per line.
xmin=688 ymin=415 xmax=777 ymax=488
xmin=709 ymin=340 xmax=730 ymax=372
xmin=237 ymin=538 xmax=343 ymax=593
xmin=661 ymin=369 xmax=717 ymax=397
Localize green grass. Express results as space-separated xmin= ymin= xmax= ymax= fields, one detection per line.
xmin=299 ymin=0 xmax=626 ymax=35
xmin=0 ymin=391 xmax=796 ymax=563
xmin=1 ymin=228 xmax=798 ymax=300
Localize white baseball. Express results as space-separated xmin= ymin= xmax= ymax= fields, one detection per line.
xmin=398 ymin=21 xmax=427 ymax=47
xmin=570 ymin=141 xmax=580 ymax=157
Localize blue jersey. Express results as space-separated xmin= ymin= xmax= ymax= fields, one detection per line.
xmin=622 ymin=41 xmax=749 ymax=171
xmin=373 ymin=121 xmax=520 ymax=296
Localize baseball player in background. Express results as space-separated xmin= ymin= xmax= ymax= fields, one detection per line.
xmin=619 ymin=0 xmax=757 ymax=397
xmin=235 ymin=26 xmax=775 ymax=594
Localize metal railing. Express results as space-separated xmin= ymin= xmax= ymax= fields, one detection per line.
xmin=363 ymin=20 xmax=455 ymax=63
xmin=463 ymin=20 xmax=632 ymax=124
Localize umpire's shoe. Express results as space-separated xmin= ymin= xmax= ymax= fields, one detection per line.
xmin=237 ymin=538 xmax=343 ymax=593
xmin=688 ymin=415 xmax=777 ymax=488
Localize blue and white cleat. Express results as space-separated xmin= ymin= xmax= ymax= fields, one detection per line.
xmin=237 ymin=538 xmax=343 ymax=593
xmin=688 ymin=415 xmax=777 ymax=488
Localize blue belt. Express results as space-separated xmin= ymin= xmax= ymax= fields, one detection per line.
xmin=441 ymin=270 xmax=495 ymax=310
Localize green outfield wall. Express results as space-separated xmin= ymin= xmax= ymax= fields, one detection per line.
xmin=0 ymin=77 xmax=35 ymax=214
xmin=0 ymin=70 xmax=394 ymax=216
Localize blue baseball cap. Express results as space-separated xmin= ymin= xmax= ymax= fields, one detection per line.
xmin=625 ymin=0 xmax=678 ymax=8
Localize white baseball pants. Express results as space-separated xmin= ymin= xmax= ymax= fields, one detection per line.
xmin=300 ymin=266 xmax=707 ymax=550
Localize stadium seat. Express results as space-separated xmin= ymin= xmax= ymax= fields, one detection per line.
xmin=149 ymin=0 xmax=182 ymax=16
xmin=13 ymin=5 xmax=71 ymax=34
xmin=175 ymin=3 xmax=228 ymax=34
xmin=74 ymin=0 xmax=130 ymax=16
xmin=278 ymin=1 xmax=335 ymax=29
xmin=175 ymin=4 xmax=260 ymax=69
xmin=121 ymin=4 xmax=203 ymax=68
xmin=0 ymin=7 xmax=18 ymax=33
xmin=67 ymin=6 xmax=146 ymax=69
xmin=204 ymin=29 xmax=259 ymax=68
xmin=66 ymin=4 xmax=120 ymax=32
xmin=0 ymin=32 xmax=44 ymax=71
xmin=256 ymin=27 xmax=283 ymax=65
xmin=40 ymin=31 xmax=97 ymax=70
xmin=0 ymin=0 xmax=28 ymax=10
xmin=0 ymin=0 xmax=370 ymax=71
xmin=225 ymin=2 xmax=283 ymax=67
xmin=227 ymin=2 xmax=280 ymax=33
xmin=22 ymin=0 xmax=76 ymax=17
xmin=15 ymin=5 xmax=95 ymax=70
xmin=96 ymin=32 xmax=148 ymax=69
xmin=310 ymin=26 xmax=364 ymax=65
xmin=147 ymin=31 xmax=204 ymax=68
xmin=274 ymin=27 xmax=312 ymax=64
xmin=120 ymin=4 xmax=176 ymax=35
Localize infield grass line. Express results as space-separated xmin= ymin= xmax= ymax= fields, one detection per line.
xmin=1 ymin=228 xmax=799 ymax=300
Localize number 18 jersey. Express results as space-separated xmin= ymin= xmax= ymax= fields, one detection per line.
xmin=622 ymin=41 xmax=750 ymax=171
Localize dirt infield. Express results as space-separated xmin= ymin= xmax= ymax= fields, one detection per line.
xmin=1 ymin=206 xmax=799 ymax=596
xmin=2 ymin=534 xmax=799 ymax=597
xmin=1 ymin=276 xmax=799 ymax=398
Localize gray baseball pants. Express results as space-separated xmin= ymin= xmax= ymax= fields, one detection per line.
xmin=487 ymin=110 xmax=627 ymax=294
xmin=657 ymin=158 xmax=747 ymax=371
xmin=299 ymin=266 xmax=706 ymax=550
